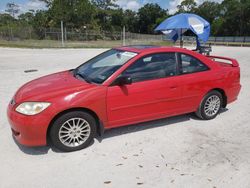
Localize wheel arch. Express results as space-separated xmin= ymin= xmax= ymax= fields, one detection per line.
xmin=46 ymin=107 xmax=104 ymax=145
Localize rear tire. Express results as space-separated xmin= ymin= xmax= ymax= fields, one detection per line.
xmin=50 ymin=111 xmax=97 ymax=152
xmin=196 ymin=91 xmax=222 ymax=120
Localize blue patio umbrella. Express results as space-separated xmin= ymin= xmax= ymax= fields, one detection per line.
xmin=155 ymin=13 xmax=210 ymax=47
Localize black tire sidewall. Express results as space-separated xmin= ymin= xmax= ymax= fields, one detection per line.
xmin=200 ymin=91 xmax=223 ymax=120
xmin=50 ymin=111 xmax=97 ymax=152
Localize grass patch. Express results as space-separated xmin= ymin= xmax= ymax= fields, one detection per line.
xmin=0 ymin=39 xmax=172 ymax=49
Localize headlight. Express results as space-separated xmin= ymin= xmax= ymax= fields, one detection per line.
xmin=15 ymin=102 xmax=51 ymax=115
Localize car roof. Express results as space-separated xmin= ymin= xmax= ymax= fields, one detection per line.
xmin=115 ymin=45 xmax=190 ymax=54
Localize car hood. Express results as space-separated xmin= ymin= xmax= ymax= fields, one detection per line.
xmin=14 ymin=71 xmax=95 ymax=103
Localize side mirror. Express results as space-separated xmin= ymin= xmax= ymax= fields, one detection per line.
xmin=114 ymin=76 xmax=132 ymax=86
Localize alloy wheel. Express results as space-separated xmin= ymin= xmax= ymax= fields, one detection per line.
xmin=58 ymin=118 xmax=91 ymax=147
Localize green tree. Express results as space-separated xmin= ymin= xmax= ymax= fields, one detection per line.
xmin=242 ymin=0 xmax=250 ymax=35
xmin=31 ymin=10 xmax=50 ymax=38
xmin=177 ymin=0 xmax=197 ymax=13
xmin=137 ymin=3 xmax=168 ymax=34
xmin=18 ymin=11 xmax=35 ymax=25
xmin=0 ymin=13 xmax=15 ymax=26
xmin=211 ymin=17 xmax=224 ymax=36
xmin=220 ymin=0 xmax=244 ymax=36
xmin=44 ymin=0 xmax=96 ymax=29
xmin=1 ymin=0 xmax=250 ymax=38
xmin=110 ymin=8 xmax=124 ymax=31
xmin=93 ymin=0 xmax=119 ymax=31
xmin=123 ymin=9 xmax=138 ymax=33
xmin=195 ymin=2 xmax=220 ymax=24
xmin=193 ymin=1 xmax=221 ymax=36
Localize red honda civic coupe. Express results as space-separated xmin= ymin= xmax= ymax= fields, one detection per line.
xmin=7 ymin=45 xmax=241 ymax=152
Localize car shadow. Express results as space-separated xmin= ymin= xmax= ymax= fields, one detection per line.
xmin=13 ymin=137 xmax=50 ymax=155
xmin=97 ymin=108 xmax=228 ymax=141
xmin=99 ymin=114 xmax=193 ymax=141
xmin=15 ymin=108 xmax=228 ymax=155
xmin=13 ymin=135 xmax=95 ymax=155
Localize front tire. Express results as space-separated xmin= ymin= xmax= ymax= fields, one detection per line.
xmin=50 ymin=111 xmax=97 ymax=152
xmin=196 ymin=91 xmax=222 ymax=120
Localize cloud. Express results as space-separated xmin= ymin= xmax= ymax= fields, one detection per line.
xmin=117 ymin=0 xmax=141 ymax=11
xmin=116 ymin=0 xmax=169 ymax=11
xmin=169 ymin=0 xmax=182 ymax=14
xmin=169 ymin=0 xmax=223 ymax=14
xmin=19 ymin=0 xmax=46 ymax=13
xmin=127 ymin=1 xmax=141 ymax=10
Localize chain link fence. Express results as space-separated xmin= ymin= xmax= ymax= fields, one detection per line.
xmin=0 ymin=26 xmax=167 ymax=48
xmin=173 ymin=36 xmax=250 ymax=47
xmin=1 ymin=26 xmax=250 ymax=48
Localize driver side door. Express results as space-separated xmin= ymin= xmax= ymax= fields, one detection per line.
xmin=106 ymin=52 xmax=182 ymax=128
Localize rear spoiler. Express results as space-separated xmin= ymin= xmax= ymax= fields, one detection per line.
xmin=207 ymin=55 xmax=239 ymax=67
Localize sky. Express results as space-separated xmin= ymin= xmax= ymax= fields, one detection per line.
xmin=117 ymin=0 xmax=223 ymax=13
xmin=0 ymin=0 xmax=223 ymax=14
xmin=0 ymin=0 xmax=46 ymax=14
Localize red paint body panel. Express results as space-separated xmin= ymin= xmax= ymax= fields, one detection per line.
xmin=107 ymin=76 xmax=183 ymax=128
xmin=7 ymin=103 xmax=52 ymax=146
xmin=7 ymin=47 xmax=241 ymax=146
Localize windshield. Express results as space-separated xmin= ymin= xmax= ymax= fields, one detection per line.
xmin=74 ymin=49 xmax=138 ymax=84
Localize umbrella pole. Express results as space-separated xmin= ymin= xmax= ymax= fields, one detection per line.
xmin=180 ymin=28 xmax=183 ymax=48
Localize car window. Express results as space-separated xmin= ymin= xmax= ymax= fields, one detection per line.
xmin=92 ymin=51 xmax=138 ymax=68
xmin=122 ymin=53 xmax=177 ymax=83
xmin=76 ymin=49 xmax=137 ymax=84
xmin=179 ymin=53 xmax=209 ymax=74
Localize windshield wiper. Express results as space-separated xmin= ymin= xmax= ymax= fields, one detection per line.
xmin=73 ymin=69 xmax=92 ymax=83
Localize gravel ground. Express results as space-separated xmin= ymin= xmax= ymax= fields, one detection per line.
xmin=0 ymin=46 xmax=249 ymax=188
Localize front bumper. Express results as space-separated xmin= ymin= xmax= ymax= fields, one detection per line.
xmin=7 ymin=103 xmax=51 ymax=146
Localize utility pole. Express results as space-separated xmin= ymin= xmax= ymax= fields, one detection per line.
xmin=123 ymin=26 xmax=126 ymax=46
xmin=61 ymin=21 xmax=64 ymax=47
xmin=83 ymin=25 xmax=87 ymax=41
xmin=64 ymin=27 xmax=67 ymax=42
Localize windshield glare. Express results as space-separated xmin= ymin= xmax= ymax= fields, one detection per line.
xmin=76 ymin=49 xmax=138 ymax=84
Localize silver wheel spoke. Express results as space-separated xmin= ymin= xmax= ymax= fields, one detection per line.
xmin=76 ymin=137 xmax=80 ymax=144
xmin=79 ymin=122 xmax=88 ymax=129
xmin=62 ymin=136 xmax=71 ymax=143
xmin=60 ymin=130 xmax=69 ymax=134
xmin=79 ymin=135 xmax=86 ymax=141
xmin=68 ymin=137 xmax=72 ymax=143
xmin=67 ymin=121 xmax=74 ymax=129
xmin=80 ymin=133 xmax=89 ymax=137
xmin=81 ymin=129 xmax=90 ymax=133
xmin=58 ymin=117 xmax=91 ymax=148
xmin=204 ymin=95 xmax=221 ymax=117
xmin=76 ymin=118 xmax=81 ymax=127
xmin=60 ymin=134 xmax=69 ymax=138
xmin=62 ymin=126 xmax=71 ymax=131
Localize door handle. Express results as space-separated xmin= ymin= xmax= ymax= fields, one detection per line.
xmin=169 ymin=86 xmax=177 ymax=89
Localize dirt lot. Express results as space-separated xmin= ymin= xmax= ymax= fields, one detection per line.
xmin=0 ymin=47 xmax=249 ymax=188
